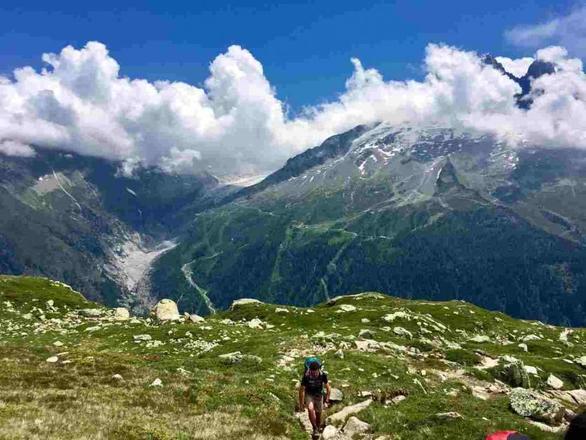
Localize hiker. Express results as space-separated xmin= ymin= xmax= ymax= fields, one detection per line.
xmin=565 ymin=411 xmax=586 ymax=440
xmin=298 ymin=357 xmax=331 ymax=437
xmin=485 ymin=432 xmax=531 ymax=440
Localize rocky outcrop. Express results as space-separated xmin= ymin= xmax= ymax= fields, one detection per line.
xmin=510 ymin=388 xmax=564 ymax=426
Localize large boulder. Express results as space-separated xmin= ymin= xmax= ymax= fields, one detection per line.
xmin=153 ymin=299 xmax=180 ymax=321
xmin=113 ymin=307 xmax=130 ymax=321
xmin=510 ymin=388 xmax=564 ymax=425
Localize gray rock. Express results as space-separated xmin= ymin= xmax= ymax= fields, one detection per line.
xmin=546 ymin=374 xmax=564 ymax=390
xmin=46 ymin=356 xmax=59 ymax=363
xmin=329 ymin=388 xmax=344 ymax=403
xmin=113 ymin=307 xmax=130 ymax=321
xmin=187 ymin=314 xmax=205 ymax=323
xmin=321 ymin=425 xmax=339 ymax=439
xmin=247 ymin=318 xmax=265 ymax=329
xmin=79 ymin=308 xmax=103 ymax=318
xmin=343 ymin=417 xmax=370 ymax=436
xmin=149 ymin=378 xmax=163 ymax=387
xmin=133 ymin=334 xmax=152 ymax=342
xmin=435 ymin=412 xmax=463 ymax=420
xmin=327 ymin=399 xmax=373 ymax=425
xmin=338 ymin=304 xmax=357 ymax=312
xmin=358 ymin=329 xmax=374 ymax=339
xmin=576 ymin=356 xmax=586 ymax=369
xmin=153 ymin=299 xmax=180 ymax=321
xmin=510 ymin=388 xmax=564 ymax=425
xmin=393 ymin=326 xmax=413 ymax=338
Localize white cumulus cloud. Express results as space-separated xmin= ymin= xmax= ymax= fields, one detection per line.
xmin=505 ymin=6 xmax=586 ymax=57
xmin=0 ymin=41 xmax=585 ymax=177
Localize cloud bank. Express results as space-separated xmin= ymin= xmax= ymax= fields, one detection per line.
xmin=0 ymin=41 xmax=585 ymax=176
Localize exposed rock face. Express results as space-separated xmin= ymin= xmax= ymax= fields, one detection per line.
xmin=510 ymin=388 xmax=564 ymax=425
xmin=153 ymin=299 xmax=180 ymax=321
xmin=230 ymin=298 xmax=262 ymax=310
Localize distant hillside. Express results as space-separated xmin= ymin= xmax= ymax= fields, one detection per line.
xmin=0 ymin=275 xmax=585 ymax=439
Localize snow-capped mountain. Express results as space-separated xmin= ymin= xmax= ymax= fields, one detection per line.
xmin=152 ymin=122 xmax=586 ymax=325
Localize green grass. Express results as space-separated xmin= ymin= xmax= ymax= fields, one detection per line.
xmin=0 ymin=276 xmax=585 ymax=439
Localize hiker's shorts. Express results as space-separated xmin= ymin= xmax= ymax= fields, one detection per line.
xmin=304 ymin=393 xmax=323 ymax=413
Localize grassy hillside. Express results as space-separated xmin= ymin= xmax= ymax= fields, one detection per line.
xmin=0 ymin=275 xmax=585 ymax=439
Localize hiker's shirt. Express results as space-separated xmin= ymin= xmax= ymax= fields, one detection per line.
xmin=301 ymin=372 xmax=328 ymax=397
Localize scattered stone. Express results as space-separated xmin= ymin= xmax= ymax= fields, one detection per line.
xmin=150 ymin=378 xmax=163 ymax=387
xmin=46 ymin=356 xmax=58 ymax=363
xmin=275 ymin=307 xmax=289 ymax=314
xmin=247 ymin=318 xmax=265 ymax=329
xmin=361 ymin=318 xmax=370 ymax=323
xmin=338 ymin=304 xmax=357 ymax=312
xmin=153 ymin=299 xmax=180 ymax=321
xmin=218 ymin=351 xmax=262 ymax=365
xmin=53 ymin=341 xmax=64 ymax=347
xmin=84 ymin=325 xmax=101 ymax=332
xmin=518 ymin=343 xmax=528 ymax=352
xmin=524 ymin=365 xmax=539 ymax=376
xmin=393 ymin=327 xmax=412 ymax=338
xmin=522 ymin=334 xmax=541 ymax=342
xmin=546 ymin=374 xmax=564 ymax=390
xmin=230 ymin=298 xmax=262 ymax=310
xmin=576 ymin=356 xmax=586 ymax=369
xmin=112 ymin=374 xmax=124 ymax=381
xmin=382 ymin=311 xmax=410 ymax=322
xmin=113 ymin=307 xmax=130 ymax=321
xmin=133 ymin=334 xmax=152 ymax=342
xmin=187 ymin=314 xmax=205 ymax=323
xmin=329 ymin=388 xmax=344 ymax=403
xmin=334 ymin=349 xmax=344 ymax=359
xmin=435 ymin=412 xmax=463 ymax=420
xmin=469 ymin=335 xmax=491 ymax=343
xmin=391 ymin=395 xmax=407 ymax=404
xmin=343 ymin=416 xmax=370 ymax=436
xmin=354 ymin=339 xmax=380 ymax=352
xmin=327 ymin=399 xmax=373 ymax=425
xmin=79 ymin=309 xmax=103 ymax=318
xmin=510 ymin=388 xmax=564 ymax=425
xmin=358 ymin=329 xmax=374 ymax=339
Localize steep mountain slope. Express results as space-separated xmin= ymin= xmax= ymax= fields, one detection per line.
xmin=1 ymin=276 xmax=585 ymax=439
xmin=0 ymin=149 xmax=217 ymax=307
xmin=153 ymin=123 xmax=586 ymax=325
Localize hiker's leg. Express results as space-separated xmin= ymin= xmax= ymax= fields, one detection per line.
xmin=314 ymin=396 xmax=323 ymax=429
xmin=306 ymin=400 xmax=317 ymax=429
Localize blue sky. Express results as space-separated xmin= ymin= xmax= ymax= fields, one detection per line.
xmin=0 ymin=0 xmax=578 ymax=110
